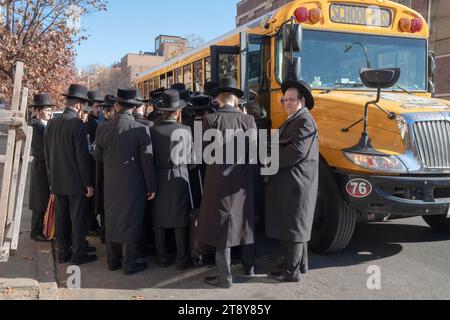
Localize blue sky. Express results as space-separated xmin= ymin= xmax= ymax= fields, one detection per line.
xmin=76 ymin=0 xmax=239 ymax=68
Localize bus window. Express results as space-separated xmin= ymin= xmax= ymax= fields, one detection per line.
xmin=219 ymin=54 xmax=238 ymax=82
xmin=143 ymin=81 xmax=148 ymax=99
xmin=167 ymin=71 xmax=174 ymax=88
xmin=154 ymin=77 xmax=160 ymax=89
xmin=160 ymin=74 xmax=167 ymax=89
xmin=205 ymin=57 xmax=211 ymax=82
xmin=183 ymin=64 xmax=192 ymax=91
xmin=149 ymin=78 xmax=154 ymax=93
xmin=193 ymin=60 xmax=203 ymax=93
xmin=175 ymin=68 xmax=182 ymax=83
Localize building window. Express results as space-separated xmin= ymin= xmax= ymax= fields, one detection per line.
xmin=183 ymin=64 xmax=192 ymax=91
xmin=193 ymin=60 xmax=204 ymax=93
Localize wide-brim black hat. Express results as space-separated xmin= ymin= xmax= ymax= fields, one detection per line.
xmin=171 ymin=83 xmax=186 ymax=92
xmin=204 ymin=81 xmax=219 ymax=96
xmin=88 ymin=90 xmax=104 ymax=104
xmin=156 ymin=89 xmax=188 ymax=111
xmin=281 ymin=80 xmax=315 ymax=110
xmin=61 ymin=84 xmax=90 ymax=102
xmin=150 ymin=87 xmax=166 ymax=99
xmin=111 ymin=88 xmax=142 ymax=107
xmin=188 ymin=95 xmax=213 ymax=111
xmin=99 ymin=95 xmax=115 ymax=107
xmin=210 ymin=77 xmax=244 ymax=98
xmin=30 ymin=93 xmax=56 ymax=109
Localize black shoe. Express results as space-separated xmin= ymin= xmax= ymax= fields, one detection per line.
xmin=85 ymin=246 xmax=96 ymax=254
xmin=87 ymin=229 xmax=101 ymax=237
xmin=204 ymin=276 xmax=232 ymax=289
xmin=156 ymin=260 xmax=172 ymax=268
xmin=124 ymin=262 xmax=148 ymax=276
xmin=108 ymin=262 xmax=122 ymax=272
xmin=278 ymin=262 xmax=308 ymax=274
xmin=31 ymin=235 xmax=52 ymax=242
xmin=268 ymin=271 xmax=300 ymax=283
xmin=176 ymin=261 xmax=192 ymax=271
xmin=71 ymin=254 xmax=98 ymax=266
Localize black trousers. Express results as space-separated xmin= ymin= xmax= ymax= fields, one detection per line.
xmin=106 ymin=241 xmax=138 ymax=268
xmin=279 ymin=241 xmax=305 ymax=280
xmin=215 ymin=244 xmax=256 ymax=285
xmin=31 ymin=210 xmax=45 ymax=238
xmin=54 ymin=195 xmax=87 ymax=262
xmin=154 ymin=228 xmax=189 ymax=267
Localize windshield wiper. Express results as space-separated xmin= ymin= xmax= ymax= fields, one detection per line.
xmin=392 ymin=84 xmax=413 ymax=95
xmin=333 ymin=82 xmax=365 ymax=88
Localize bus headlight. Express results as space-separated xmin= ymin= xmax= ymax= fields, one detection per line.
xmin=344 ymin=152 xmax=407 ymax=173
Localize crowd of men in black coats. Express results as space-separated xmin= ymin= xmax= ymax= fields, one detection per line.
xmin=27 ymin=77 xmax=319 ymax=289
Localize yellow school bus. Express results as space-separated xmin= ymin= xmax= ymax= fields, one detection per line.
xmin=137 ymin=0 xmax=450 ymax=253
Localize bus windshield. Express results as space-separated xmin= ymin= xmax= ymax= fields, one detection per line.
xmin=289 ymin=30 xmax=427 ymax=91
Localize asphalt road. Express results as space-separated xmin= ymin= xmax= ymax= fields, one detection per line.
xmin=55 ymin=216 xmax=450 ymax=300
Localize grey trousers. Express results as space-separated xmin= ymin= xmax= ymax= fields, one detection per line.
xmin=279 ymin=241 xmax=305 ymax=280
xmin=215 ymin=244 xmax=256 ymax=285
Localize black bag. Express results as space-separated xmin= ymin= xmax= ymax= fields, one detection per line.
xmin=188 ymin=166 xmax=214 ymax=266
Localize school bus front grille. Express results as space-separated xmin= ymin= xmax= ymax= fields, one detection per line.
xmin=413 ymin=120 xmax=450 ymax=169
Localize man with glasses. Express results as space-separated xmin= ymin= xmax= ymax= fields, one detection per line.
xmin=265 ymin=80 xmax=319 ymax=282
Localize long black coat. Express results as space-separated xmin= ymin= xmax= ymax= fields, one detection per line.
xmin=85 ymin=113 xmax=104 ymax=145
xmin=44 ymin=108 xmax=93 ymax=196
xmin=29 ymin=118 xmax=50 ymax=212
xmin=197 ymin=105 xmax=258 ymax=248
xmin=94 ymin=110 xmax=156 ymax=244
xmin=265 ymin=107 xmax=319 ymax=243
xmin=150 ymin=120 xmax=190 ymax=228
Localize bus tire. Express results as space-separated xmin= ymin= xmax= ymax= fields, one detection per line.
xmin=310 ymin=159 xmax=357 ymax=254
xmin=422 ymin=214 xmax=450 ymax=234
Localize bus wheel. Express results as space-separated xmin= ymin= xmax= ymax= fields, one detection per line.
xmin=310 ymin=160 xmax=357 ymax=254
xmin=422 ymin=215 xmax=450 ymax=233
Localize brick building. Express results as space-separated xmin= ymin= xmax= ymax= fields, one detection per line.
xmin=236 ymin=0 xmax=450 ymax=100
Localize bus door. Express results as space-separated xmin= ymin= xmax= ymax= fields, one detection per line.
xmin=240 ymin=32 xmax=271 ymax=130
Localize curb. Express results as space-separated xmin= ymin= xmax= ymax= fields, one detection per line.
xmin=36 ymin=241 xmax=59 ymax=300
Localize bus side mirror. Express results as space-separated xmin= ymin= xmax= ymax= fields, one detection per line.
xmin=360 ymin=68 xmax=401 ymax=89
xmin=283 ymin=23 xmax=303 ymax=52
xmin=283 ymin=56 xmax=301 ymax=82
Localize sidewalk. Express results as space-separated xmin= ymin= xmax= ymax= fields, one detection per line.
xmin=0 ymin=165 xmax=58 ymax=300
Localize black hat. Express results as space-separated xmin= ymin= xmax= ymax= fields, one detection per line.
xmin=62 ymin=84 xmax=90 ymax=102
xmin=150 ymin=87 xmax=166 ymax=99
xmin=210 ymin=78 xmax=243 ymax=98
xmin=204 ymin=81 xmax=219 ymax=96
xmin=88 ymin=90 xmax=104 ymax=104
xmin=179 ymin=90 xmax=192 ymax=103
xmin=111 ymin=88 xmax=142 ymax=107
xmin=156 ymin=90 xmax=187 ymax=111
xmin=99 ymin=95 xmax=115 ymax=108
xmin=30 ymin=93 xmax=55 ymax=109
xmin=281 ymin=80 xmax=315 ymax=110
xmin=188 ymin=95 xmax=213 ymax=111
xmin=171 ymin=83 xmax=186 ymax=92
xmin=134 ymin=91 xmax=149 ymax=106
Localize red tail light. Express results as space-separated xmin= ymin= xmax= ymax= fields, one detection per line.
xmin=411 ymin=18 xmax=423 ymax=32
xmin=294 ymin=7 xmax=309 ymax=23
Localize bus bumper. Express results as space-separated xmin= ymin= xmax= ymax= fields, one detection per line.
xmin=336 ymin=172 xmax=450 ymax=216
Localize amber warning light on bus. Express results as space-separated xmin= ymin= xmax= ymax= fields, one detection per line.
xmin=294 ymin=6 xmax=322 ymax=24
xmin=399 ymin=17 xmax=423 ymax=33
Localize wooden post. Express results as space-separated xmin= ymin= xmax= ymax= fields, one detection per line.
xmin=11 ymin=125 xmax=33 ymax=252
